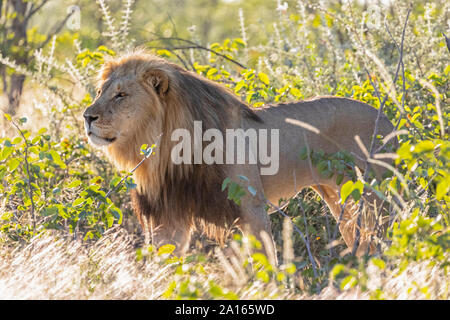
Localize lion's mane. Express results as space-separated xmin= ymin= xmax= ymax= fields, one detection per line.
xmin=98 ymin=51 xmax=261 ymax=243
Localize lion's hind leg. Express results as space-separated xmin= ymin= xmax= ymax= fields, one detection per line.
xmin=311 ymin=184 xmax=380 ymax=256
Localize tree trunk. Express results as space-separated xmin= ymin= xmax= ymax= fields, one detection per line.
xmin=6 ymin=73 xmax=25 ymax=114
xmin=5 ymin=0 xmax=28 ymax=115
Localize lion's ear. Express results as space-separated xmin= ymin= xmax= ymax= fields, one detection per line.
xmin=141 ymin=69 xmax=169 ymax=97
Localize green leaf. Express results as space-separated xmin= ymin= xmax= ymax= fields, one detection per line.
xmin=156 ymin=49 xmax=172 ymax=57
xmin=12 ymin=136 xmax=22 ymax=144
xmin=42 ymin=206 xmax=58 ymax=217
xmin=49 ymin=150 xmax=67 ymax=169
xmin=67 ymin=179 xmax=82 ymax=188
xmin=31 ymin=136 xmax=40 ymax=145
xmin=1 ymin=211 xmax=13 ymax=221
xmin=290 ymin=87 xmax=302 ymax=97
xmin=258 ymin=72 xmax=270 ymax=85
xmin=124 ymin=178 xmax=137 ymax=190
xmin=158 ymin=244 xmax=176 ymax=256
xmin=331 ymin=264 xmax=345 ymax=279
xmin=349 ymin=181 xmax=364 ymax=202
xmin=340 ymin=181 xmax=354 ymax=204
xmin=110 ymin=207 xmax=123 ymax=224
xmin=247 ymin=185 xmax=257 ymax=196
xmin=340 ymin=275 xmax=357 ymax=291
xmin=371 ymin=258 xmax=386 ymax=269
xmin=1 ymin=146 xmax=13 ymax=160
xmin=73 ymin=197 xmax=85 ymax=207
xmin=207 ymin=68 xmax=218 ymax=77
xmin=90 ymin=176 xmax=103 ymax=184
xmin=233 ymin=38 xmax=246 ymax=47
xmin=105 ymin=213 xmax=114 ymax=228
xmin=140 ymin=144 xmax=148 ymax=155
xmin=436 ymin=178 xmax=449 ymax=200
xmin=285 ymin=263 xmax=296 ymax=274
xmin=210 ymin=42 xmax=222 ymax=50
xmin=353 ymin=181 xmax=364 ymax=193
xmin=162 ymin=281 xmax=177 ymax=298
xmin=222 ymin=177 xmax=231 ymax=191
xmin=237 ymin=175 xmax=249 ymax=182
xmin=7 ymin=158 xmax=21 ymax=172
xmin=336 ymin=173 xmax=344 ymax=185
xmin=317 ymin=160 xmax=328 ymax=174
xmin=234 ymin=80 xmax=246 ymax=93
xmin=110 ymin=176 xmax=121 ymax=188
xmin=84 ymin=231 xmax=94 ymax=241
xmin=228 ymin=181 xmax=238 ymax=197
xmin=299 ymin=147 xmax=308 ymax=160
xmin=349 ymin=188 xmax=360 ymax=202
xmin=413 ymin=140 xmax=434 ymax=153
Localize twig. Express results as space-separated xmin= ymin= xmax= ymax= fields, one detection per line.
xmin=9 ymin=119 xmax=36 ymax=232
xmin=26 ymin=0 xmax=50 ymax=20
xmin=302 ymin=131 xmax=332 ymax=259
xmin=146 ymin=36 xmax=247 ymax=69
xmin=104 ymin=133 xmax=162 ymax=199
xmin=330 ymin=201 xmax=348 ymax=247
xmin=351 ymin=9 xmax=411 ymax=256
xmin=384 ymin=21 xmax=424 ymax=140
xmin=38 ymin=11 xmax=75 ymax=50
xmin=165 ymin=48 xmax=191 ymax=70
xmin=266 ymin=200 xmax=319 ymax=280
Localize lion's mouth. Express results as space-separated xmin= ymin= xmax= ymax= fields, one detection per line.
xmin=87 ymin=132 xmax=117 ymax=146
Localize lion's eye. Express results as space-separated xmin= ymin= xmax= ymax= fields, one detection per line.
xmin=115 ymin=92 xmax=126 ymax=99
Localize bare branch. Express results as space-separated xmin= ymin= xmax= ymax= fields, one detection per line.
xmin=8 ymin=118 xmax=36 ymax=232
xmin=146 ymin=36 xmax=247 ymax=69
xmin=265 ymin=199 xmax=319 ymax=280
xmin=38 ymin=10 xmax=75 ymax=50
xmin=26 ymin=0 xmax=49 ymax=19
xmin=104 ymin=134 xmax=163 ymax=200
xmin=351 ymin=9 xmax=411 ymax=256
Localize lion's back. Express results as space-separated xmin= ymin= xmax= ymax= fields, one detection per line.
xmin=254 ymin=96 xmax=394 ymax=139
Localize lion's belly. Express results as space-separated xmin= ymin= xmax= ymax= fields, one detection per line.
xmin=257 ymin=123 xmax=339 ymax=204
xmin=260 ymin=157 xmax=317 ymax=205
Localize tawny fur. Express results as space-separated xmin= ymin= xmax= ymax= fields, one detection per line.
xmin=84 ymin=49 xmax=396 ymax=257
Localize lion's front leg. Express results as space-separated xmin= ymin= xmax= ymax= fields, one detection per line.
xmin=226 ymin=164 xmax=278 ymax=265
xmin=238 ymin=202 xmax=277 ymax=265
xmin=143 ymin=214 xmax=192 ymax=256
xmin=131 ymin=189 xmax=192 ymax=256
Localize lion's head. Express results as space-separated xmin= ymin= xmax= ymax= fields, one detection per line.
xmin=83 ymin=50 xmax=260 ymax=244
xmin=84 ymin=50 xmax=258 ymax=168
xmin=83 ymin=51 xmax=171 ymax=149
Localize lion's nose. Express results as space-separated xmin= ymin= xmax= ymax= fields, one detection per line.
xmin=83 ymin=114 xmax=99 ymax=127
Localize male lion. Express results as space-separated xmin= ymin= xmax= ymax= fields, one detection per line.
xmin=83 ymin=50 xmax=395 ymax=259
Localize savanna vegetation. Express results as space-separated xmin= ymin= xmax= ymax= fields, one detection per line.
xmin=0 ymin=0 xmax=448 ymax=299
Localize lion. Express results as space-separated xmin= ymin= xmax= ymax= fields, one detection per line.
xmin=83 ymin=49 xmax=395 ymax=259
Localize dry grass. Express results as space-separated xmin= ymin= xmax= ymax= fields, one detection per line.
xmin=0 ymin=227 xmax=446 ymax=300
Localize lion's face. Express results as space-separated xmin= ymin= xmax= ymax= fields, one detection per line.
xmin=83 ymin=60 xmax=169 ymax=147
